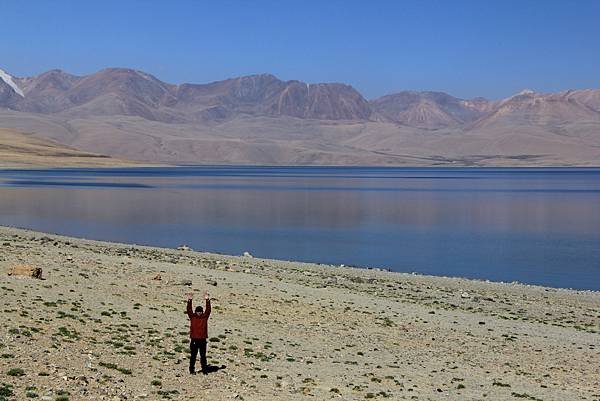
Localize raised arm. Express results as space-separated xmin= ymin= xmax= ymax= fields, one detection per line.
xmin=186 ymin=293 xmax=194 ymax=319
xmin=204 ymin=292 xmax=211 ymax=318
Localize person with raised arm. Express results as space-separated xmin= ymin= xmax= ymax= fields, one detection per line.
xmin=186 ymin=291 xmax=211 ymax=375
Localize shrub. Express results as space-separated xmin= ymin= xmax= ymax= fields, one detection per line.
xmin=99 ymin=361 xmax=132 ymax=375
xmin=7 ymin=368 xmax=24 ymax=377
xmin=0 ymin=383 xmax=14 ymax=398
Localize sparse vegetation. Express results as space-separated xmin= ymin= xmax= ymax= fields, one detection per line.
xmin=0 ymin=383 xmax=14 ymax=401
xmin=0 ymin=227 xmax=597 ymax=401
xmin=6 ymin=368 xmax=25 ymax=377
xmin=99 ymin=361 xmax=132 ymax=375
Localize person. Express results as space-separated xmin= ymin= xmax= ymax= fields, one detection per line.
xmin=186 ymin=291 xmax=211 ymax=375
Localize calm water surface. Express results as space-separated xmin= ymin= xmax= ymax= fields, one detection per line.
xmin=0 ymin=166 xmax=599 ymax=290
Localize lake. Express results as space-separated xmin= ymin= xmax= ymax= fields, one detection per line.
xmin=0 ymin=166 xmax=599 ymax=290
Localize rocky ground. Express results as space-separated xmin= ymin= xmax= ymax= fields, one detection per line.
xmin=0 ymin=226 xmax=598 ymax=401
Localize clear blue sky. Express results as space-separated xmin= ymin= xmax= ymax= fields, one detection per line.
xmin=1 ymin=0 xmax=599 ymax=99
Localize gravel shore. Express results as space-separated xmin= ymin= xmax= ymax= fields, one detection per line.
xmin=1 ymin=226 xmax=598 ymax=401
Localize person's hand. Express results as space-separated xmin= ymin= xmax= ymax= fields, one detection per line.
xmin=204 ymin=292 xmax=210 ymax=300
xmin=187 ymin=292 xmax=193 ymax=301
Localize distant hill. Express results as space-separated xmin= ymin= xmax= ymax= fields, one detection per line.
xmin=369 ymin=91 xmax=493 ymax=129
xmin=1 ymin=67 xmax=599 ymax=166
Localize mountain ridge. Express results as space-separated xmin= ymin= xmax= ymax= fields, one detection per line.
xmin=2 ymin=67 xmax=600 ymax=128
xmin=1 ymin=66 xmax=599 ymax=166
xmin=4 ymin=68 xmax=373 ymax=122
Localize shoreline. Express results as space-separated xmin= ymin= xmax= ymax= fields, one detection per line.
xmin=1 ymin=224 xmax=598 ymax=295
xmin=3 ymin=164 xmax=600 ymax=169
xmin=1 ymin=225 xmax=599 ymax=400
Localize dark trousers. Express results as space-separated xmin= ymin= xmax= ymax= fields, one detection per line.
xmin=189 ymin=339 xmax=207 ymax=373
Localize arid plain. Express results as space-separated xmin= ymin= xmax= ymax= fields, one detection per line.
xmin=1 ymin=226 xmax=598 ymax=401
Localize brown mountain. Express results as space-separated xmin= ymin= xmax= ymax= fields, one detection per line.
xmin=0 ymin=66 xmax=599 ymax=166
xmin=370 ymin=91 xmax=492 ymax=129
xmin=13 ymin=68 xmax=180 ymax=122
xmin=6 ymin=69 xmax=370 ymax=123
xmin=174 ymin=74 xmax=372 ymax=121
xmin=15 ymin=69 xmax=82 ymax=113
xmin=471 ymin=89 xmax=600 ymax=129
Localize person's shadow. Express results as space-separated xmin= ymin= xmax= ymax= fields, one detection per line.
xmin=203 ymin=364 xmax=226 ymax=374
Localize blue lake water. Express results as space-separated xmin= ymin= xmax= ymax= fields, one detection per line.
xmin=0 ymin=166 xmax=599 ymax=290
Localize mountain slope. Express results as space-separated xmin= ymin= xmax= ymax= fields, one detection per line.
xmin=471 ymin=90 xmax=600 ymax=129
xmin=370 ymin=91 xmax=492 ymax=128
xmin=0 ymin=68 xmax=24 ymax=97
xmin=0 ymin=127 xmax=144 ymax=168
xmin=0 ymin=69 xmax=25 ymax=107
xmin=570 ymin=89 xmax=600 ymax=112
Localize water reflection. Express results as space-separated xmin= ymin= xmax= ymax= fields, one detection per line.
xmin=0 ymin=167 xmax=599 ymax=289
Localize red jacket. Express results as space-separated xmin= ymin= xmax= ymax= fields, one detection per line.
xmin=187 ymin=299 xmax=211 ymax=339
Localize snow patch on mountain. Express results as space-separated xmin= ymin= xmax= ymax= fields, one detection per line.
xmin=0 ymin=68 xmax=24 ymax=97
xmin=516 ymin=89 xmax=535 ymax=96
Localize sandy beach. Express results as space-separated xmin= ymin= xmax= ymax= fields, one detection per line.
xmin=0 ymin=225 xmax=598 ymax=401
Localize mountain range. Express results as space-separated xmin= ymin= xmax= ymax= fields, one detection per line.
xmin=1 ymin=67 xmax=599 ymax=166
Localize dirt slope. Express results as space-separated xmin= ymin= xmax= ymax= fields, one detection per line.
xmin=0 ymin=128 xmax=144 ymax=168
